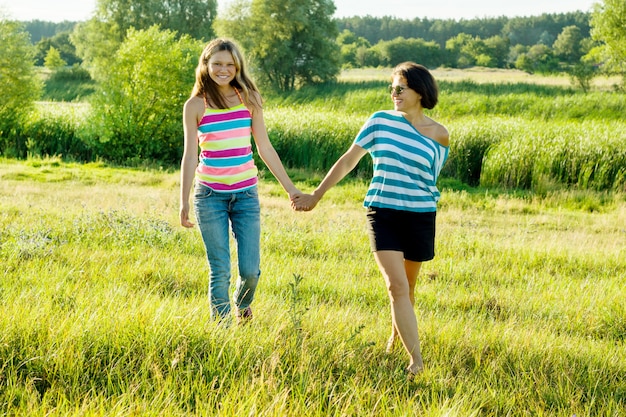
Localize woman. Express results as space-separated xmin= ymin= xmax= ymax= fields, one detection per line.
xmin=180 ymin=38 xmax=301 ymax=322
xmin=293 ymin=62 xmax=449 ymax=376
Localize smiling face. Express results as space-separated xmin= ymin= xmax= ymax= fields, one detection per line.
xmin=390 ymin=74 xmax=421 ymax=112
xmin=208 ymin=50 xmax=237 ymax=88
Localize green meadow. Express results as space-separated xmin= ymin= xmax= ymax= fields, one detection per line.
xmin=1 ymin=69 xmax=625 ymax=415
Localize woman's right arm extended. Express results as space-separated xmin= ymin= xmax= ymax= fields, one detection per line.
xmin=292 ymin=143 xmax=367 ymax=211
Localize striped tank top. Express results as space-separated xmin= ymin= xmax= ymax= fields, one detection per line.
xmin=354 ymin=110 xmax=449 ymax=213
xmin=195 ymin=89 xmax=258 ymax=192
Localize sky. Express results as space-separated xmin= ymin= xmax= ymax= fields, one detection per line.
xmin=0 ymin=0 xmax=597 ymax=23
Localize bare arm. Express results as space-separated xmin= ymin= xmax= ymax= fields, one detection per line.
xmin=249 ymin=95 xmax=301 ymax=199
xmin=179 ymin=96 xmax=203 ymax=228
xmin=293 ymin=143 xmax=367 ymax=211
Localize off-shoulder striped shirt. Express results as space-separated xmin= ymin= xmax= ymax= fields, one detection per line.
xmin=354 ymin=110 xmax=449 ymax=213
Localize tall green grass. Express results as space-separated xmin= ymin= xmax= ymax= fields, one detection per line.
xmin=478 ymin=120 xmax=626 ymax=192
xmin=1 ymin=158 xmax=625 ymax=416
xmin=264 ymin=107 xmax=372 ymax=177
xmin=438 ymin=80 xmax=626 ymax=121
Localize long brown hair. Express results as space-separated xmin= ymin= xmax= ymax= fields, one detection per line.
xmin=191 ymin=38 xmax=262 ymax=109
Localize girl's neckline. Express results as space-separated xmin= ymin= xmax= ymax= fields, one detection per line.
xmin=205 ymin=86 xmax=245 ymax=110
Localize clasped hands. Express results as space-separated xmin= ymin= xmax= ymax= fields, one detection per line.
xmin=290 ymin=192 xmax=320 ymax=212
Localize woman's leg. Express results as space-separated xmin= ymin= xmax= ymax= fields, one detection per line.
xmin=375 ymin=250 xmax=424 ymax=373
xmin=387 ymin=260 xmax=422 ymax=352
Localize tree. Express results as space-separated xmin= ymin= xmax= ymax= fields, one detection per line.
xmin=44 ymin=46 xmax=67 ymax=70
xmin=553 ymin=27 xmax=597 ymax=90
xmin=502 ymin=13 xmax=590 ymax=47
xmin=445 ymin=33 xmax=503 ymax=68
xmin=87 ymin=26 xmax=201 ymax=163
xmin=355 ymin=46 xmax=381 ymax=68
xmin=590 ymin=0 xmax=626 ymax=85
xmin=0 ymin=17 xmax=42 ymax=156
xmin=484 ymin=35 xmax=510 ymax=68
xmin=568 ymin=61 xmax=596 ymax=92
xmin=515 ymin=44 xmax=559 ymax=73
xmin=94 ymin=0 xmax=217 ymax=42
xmin=508 ymin=44 xmax=528 ymax=68
xmin=553 ymin=25 xmax=584 ymax=64
xmin=538 ymin=30 xmax=556 ymax=46
xmin=445 ymin=33 xmax=476 ymax=68
xmin=375 ymin=37 xmax=443 ymax=69
xmin=35 ymin=32 xmax=81 ymax=66
xmin=337 ymin=29 xmax=370 ymax=68
xmin=527 ymin=44 xmax=560 ymax=73
xmin=71 ymin=0 xmax=216 ymax=80
xmin=22 ymin=20 xmax=77 ymax=43
xmin=218 ymin=0 xmax=340 ymax=91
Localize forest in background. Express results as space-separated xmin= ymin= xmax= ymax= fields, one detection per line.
xmin=21 ymin=11 xmax=592 ymax=74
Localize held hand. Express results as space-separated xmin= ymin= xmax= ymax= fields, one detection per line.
xmin=291 ymin=193 xmax=320 ymax=211
xmin=180 ymin=204 xmax=195 ymax=228
xmin=288 ymin=188 xmax=304 ymax=202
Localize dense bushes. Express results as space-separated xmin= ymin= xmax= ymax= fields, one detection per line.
xmin=85 ymin=27 xmax=200 ymax=165
xmin=24 ymin=113 xmax=92 ymax=161
xmin=1 ymin=25 xmax=201 ymax=166
xmin=1 ymin=104 xmax=90 ymax=161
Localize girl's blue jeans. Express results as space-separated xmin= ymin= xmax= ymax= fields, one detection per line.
xmin=193 ymin=183 xmax=261 ymax=319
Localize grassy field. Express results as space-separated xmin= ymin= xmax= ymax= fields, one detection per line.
xmin=1 ymin=157 xmax=624 ymax=416
xmin=339 ymin=67 xmax=624 ymax=90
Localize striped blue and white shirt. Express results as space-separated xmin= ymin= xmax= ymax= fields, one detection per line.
xmin=354 ymin=111 xmax=449 ymax=213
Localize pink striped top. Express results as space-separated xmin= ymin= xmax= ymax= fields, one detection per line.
xmin=195 ymin=102 xmax=258 ymax=192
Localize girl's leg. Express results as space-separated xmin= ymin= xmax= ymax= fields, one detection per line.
xmin=374 ymin=250 xmax=424 ymax=373
xmin=387 ymin=260 xmax=422 ymax=352
xmin=230 ymin=188 xmax=261 ymax=316
xmin=194 ymin=188 xmax=232 ymax=319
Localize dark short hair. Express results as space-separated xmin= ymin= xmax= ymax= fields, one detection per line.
xmin=392 ymin=62 xmax=439 ymax=109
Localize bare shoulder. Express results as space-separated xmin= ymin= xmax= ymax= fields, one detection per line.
xmin=432 ymin=122 xmax=449 ymax=147
xmin=419 ymin=116 xmax=449 ymax=147
xmin=183 ymin=96 xmax=205 ymax=127
xmin=184 ymin=95 xmax=205 ymax=114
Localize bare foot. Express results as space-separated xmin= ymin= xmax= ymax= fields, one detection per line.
xmin=406 ymin=363 xmax=424 ymax=380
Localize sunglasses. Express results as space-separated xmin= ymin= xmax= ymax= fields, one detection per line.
xmin=388 ymin=85 xmax=408 ymax=95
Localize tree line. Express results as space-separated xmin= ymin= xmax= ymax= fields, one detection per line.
xmin=336 ymin=12 xmax=590 ymax=46
xmin=20 ymin=9 xmax=592 ymax=76
xmin=335 ymin=13 xmax=593 ymax=74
